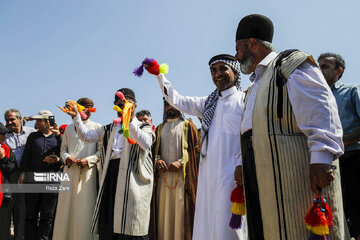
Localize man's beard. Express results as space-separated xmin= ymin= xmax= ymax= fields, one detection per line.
xmin=166 ymin=109 xmax=180 ymax=119
xmin=240 ymin=55 xmax=254 ymax=75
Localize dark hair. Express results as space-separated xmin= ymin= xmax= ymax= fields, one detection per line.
xmin=318 ymin=52 xmax=346 ymax=79
xmin=136 ymin=110 xmax=151 ymax=118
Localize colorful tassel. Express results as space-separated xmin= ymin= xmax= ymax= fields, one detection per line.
xmin=133 ymin=58 xmax=169 ymax=77
xmin=229 ymin=184 xmax=246 ymax=229
xmin=304 ymin=195 xmax=333 ymax=239
xmin=112 ymin=91 xmax=136 ymax=144
xmin=59 ymin=100 xmax=96 ymax=119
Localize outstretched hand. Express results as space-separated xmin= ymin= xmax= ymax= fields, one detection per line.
xmin=64 ymin=101 xmax=79 ymax=118
xmin=309 ymin=163 xmax=335 ymax=195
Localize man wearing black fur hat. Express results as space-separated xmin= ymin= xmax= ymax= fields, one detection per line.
xmin=152 ymin=54 xmax=248 ymax=239
xmin=63 ymin=88 xmax=155 ymax=240
xmin=234 ymin=14 xmax=348 ymax=239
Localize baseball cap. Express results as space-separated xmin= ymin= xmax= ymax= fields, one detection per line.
xmin=31 ymin=110 xmax=54 ymax=120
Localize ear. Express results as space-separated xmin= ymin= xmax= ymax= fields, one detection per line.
xmin=248 ymin=38 xmax=257 ymax=51
xmin=337 ymin=67 xmax=344 ymax=76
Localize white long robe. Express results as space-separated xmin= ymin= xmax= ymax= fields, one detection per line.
xmin=156 ymin=74 xmax=248 ymax=240
xmin=53 ymin=120 xmax=101 ymax=240
xmin=157 ymin=118 xmax=185 ymax=240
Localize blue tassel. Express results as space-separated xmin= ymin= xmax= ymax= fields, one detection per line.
xmin=133 ymin=65 xmax=144 ymax=77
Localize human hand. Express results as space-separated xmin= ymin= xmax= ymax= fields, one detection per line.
xmin=0 ymin=148 xmax=5 ymax=159
xmin=156 ymin=160 xmax=168 ymax=172
xmin=49 ymin=121 xmax=60 ymax=136
xmin=64 ymin=101 xmax=79 ymax=118
xmin=44 ymin=155 xmax=59 ymax=164
xmin=309 ymin=164 xmax=335 ymax=195
xmin=168 ymin=161 xmax=182 ymax=172
xmin=234 ymin=165 xmax=243 ymax=185
xmin=75 ymin=158 xmax=88 ymax=168
xmin=65 ymin=156 xmax=76 ymax=167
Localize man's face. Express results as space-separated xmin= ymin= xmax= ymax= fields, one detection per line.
xmin=0 ymin=133 xmax=6 ymax=144
xmin=81 ymin=107 xmax=92 ymax=121
xmin=35 ymin=119 xmax=49 ymax=133
xmin=318 ymin=57 xmax=341 ymax=86
xmin=115 ymin=97 xmax=137 ymax=118
xmin=137 ymin=115 xmax=153 ymax=125
xmin=210 ymin=62 xmax=236 ymax=92
xmin=235 ymin=39 xmax=255 ymax=74
xmin=5 ymin=112 xmax=22 ymax=132
xmin=165 ymin=102 xmax=181 ymax=119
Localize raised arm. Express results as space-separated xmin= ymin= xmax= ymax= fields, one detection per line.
xmin=129 ymin=118 xmax=155 ymax=150
xmin=72 ymin=115 xmax=104 ymax=142
xmin=157 ymin=74 xmax=207 ymax=118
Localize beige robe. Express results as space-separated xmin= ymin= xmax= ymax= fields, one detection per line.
xmin=53 ymin=120 xmax=101 ymax=240
xmin=156 ymin=118 xmax=185 ymax=240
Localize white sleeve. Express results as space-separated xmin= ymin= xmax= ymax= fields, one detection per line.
xmin=287 ymin=62 xmax=344 ymax=164
xmin=157 ymin=74 xmax=207 ymax=118
xmin=129 ymin=117 xmax=155 ymax=150
xmin=60 ymin=127 xmax=71 ymax=161
xmin=72 ymin=115 xmax=104 ymax=142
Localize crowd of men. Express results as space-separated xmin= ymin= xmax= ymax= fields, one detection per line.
xmin=0 ymin=14 xmax=359 ymax=240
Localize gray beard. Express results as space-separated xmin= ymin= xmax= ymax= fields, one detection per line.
xmin=240 ymin=56 xmax=253 ymax=75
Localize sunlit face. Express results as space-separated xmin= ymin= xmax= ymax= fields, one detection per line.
xmin=318 ymin=57 xmax=341 ymax=87
xmin=137 ymin=115 xmax=153 ymax=125
xmin=210 ymin=62 xmax=236 ymax=92
xmin=5 ymin=112 xmax=22 ymax=133
xmin=235 ymin=39 xmax=254 ymax=74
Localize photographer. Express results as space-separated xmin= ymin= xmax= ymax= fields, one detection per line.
xmin=20 ymin=110 xmax=62 ymax=240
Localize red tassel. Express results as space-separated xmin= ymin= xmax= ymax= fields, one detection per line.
xmin=323 ymin=199 xmax=333 ymax=227
xmin=145 ymin=60 xmax=160 ymax=75
xmin=230 ymin=185 xmax=245 ymax=203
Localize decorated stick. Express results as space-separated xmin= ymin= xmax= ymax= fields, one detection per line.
xmin=229 ymin=184 xmax=246 ymax=229
xmin=58 ymin=100 xmax=96 ymax=119
xmin=133 ymin=58 xmax=169 ymax=77
xmin=304 ymin=195 xmax=333 ymax=240
xmin=113 ymin=91 xmax=136 ymax=145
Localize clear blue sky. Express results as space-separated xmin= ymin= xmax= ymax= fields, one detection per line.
xmin=1 ymin=0 xmax=359 ymax=128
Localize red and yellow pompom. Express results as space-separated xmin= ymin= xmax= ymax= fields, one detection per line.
xmin=133 ymin=58 xmax=169 ymax=77
xmin=229 ymin=184 xmax=246 ymax=229
xmin=304 ymin=195 xmax=333 ymax=240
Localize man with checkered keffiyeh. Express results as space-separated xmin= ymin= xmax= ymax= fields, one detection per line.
xmin=154 ymin=54 xmax=248 ymax=239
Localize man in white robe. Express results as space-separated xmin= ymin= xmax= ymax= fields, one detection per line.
xmin=53 ymin=98 xmax=101 ymax=240
xmin=150 ymin=54 xmax=247 ymax=240
xmin=151 ymin=100 xmax=200 ymax=240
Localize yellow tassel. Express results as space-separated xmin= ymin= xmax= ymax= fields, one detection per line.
xmin=305 ymin=224 xmax=329 ymax=236
xmin=113 ymin=105 xmax=123 ymax=113
xmin=159 ymin=63 xmax=169 ymax=74
xmin=231 ymin=202 xmax=246 ymax=215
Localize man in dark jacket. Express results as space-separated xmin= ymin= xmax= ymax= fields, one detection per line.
xmin=20 ymin=110 xmax=63 ymax=240
xmin=0 ymin=122 xmax=21 ymax=239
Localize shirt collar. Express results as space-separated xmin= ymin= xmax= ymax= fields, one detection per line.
xmin=250 ymin=51 xmax=278 ymax=82
xmin=333 ymin=81 xmax=342 ymax=89
xmin=219 ymin=86 xmax=237 ymax=99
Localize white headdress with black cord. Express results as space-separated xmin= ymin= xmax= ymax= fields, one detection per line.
xmin=201 ymin=54 xmax=241 ymax=158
